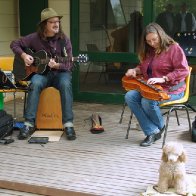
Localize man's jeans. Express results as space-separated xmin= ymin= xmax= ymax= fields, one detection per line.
xmin=125 ymin=90 xmax=184 ymax=136
xmin=25 ymin=71 xmax=73 ymax=126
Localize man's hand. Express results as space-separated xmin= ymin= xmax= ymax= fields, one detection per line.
xmin=21 ymin=53 xmax=34 ymax=67
xmin=48 ymin=59 xmax=60 ymax=69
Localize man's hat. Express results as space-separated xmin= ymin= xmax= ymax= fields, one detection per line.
xmin=40 ymin=8 xmax=63 ymax=24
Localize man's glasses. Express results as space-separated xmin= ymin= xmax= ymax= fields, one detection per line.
xmin=47 ymin=20 xmax=60 ymax=24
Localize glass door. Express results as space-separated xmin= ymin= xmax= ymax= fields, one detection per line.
xmin=71 ymin=0 xmax=146 ymax=103
xmin=79 ymin=0 xmax=143 ymax=94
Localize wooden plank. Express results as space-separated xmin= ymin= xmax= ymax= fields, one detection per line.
xmin=1 ymin=100 xmax=195 ymax=196
xmin=0 ymin=180 xmax=94 ymax=196
xmin=0 ymin=188 xmax=42 ymax=196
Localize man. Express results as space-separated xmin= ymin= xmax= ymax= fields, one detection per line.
xmin=175 ymin=2 xmax=196 ymax=32
xmin=156 ymin=4 xmax=175 ymax=37
xmin=10 ymin=8 xmax=76 ymax=140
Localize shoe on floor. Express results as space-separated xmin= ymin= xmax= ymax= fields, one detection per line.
xmin=18 ymin=125 xmax=35 ymax=140
xmin=65 ymin=127 xmax=76 ymax=140
xmin=140 ymin=133 xmax=161 ymax=147
xmin=90 ymin=113 xmax=104 ymax=134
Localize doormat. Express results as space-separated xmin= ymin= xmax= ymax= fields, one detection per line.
xmin=31 ymin=130 xmax=64 ymax=142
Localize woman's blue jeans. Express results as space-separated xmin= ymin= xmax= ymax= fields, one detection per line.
xmin=25 ymin=71 xmax=73 ymax=126
xmin=125 ymin=90 xmax=184 ymax=136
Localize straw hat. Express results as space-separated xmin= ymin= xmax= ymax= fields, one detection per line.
xmin=40 ymin=8 xmax=63 ymax=24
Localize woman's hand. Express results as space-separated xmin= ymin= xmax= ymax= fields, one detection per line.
xmin=125 ymin=69 xmax=137 ymax=77
xmin=147 ymin=77 xmax=165 ymax=84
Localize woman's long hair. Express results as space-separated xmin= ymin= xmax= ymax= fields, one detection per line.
xmin=138 ymin=22 xmax=176 ymax=62
xmin=36 ymin=20 xmax=65 ymax=40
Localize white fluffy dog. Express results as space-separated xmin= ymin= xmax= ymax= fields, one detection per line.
xmin=154 ymin=141 xmax=187 ymax=195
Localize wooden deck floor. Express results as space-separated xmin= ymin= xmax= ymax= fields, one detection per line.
xmin=0 ymin=98 xmax=196 ymax=196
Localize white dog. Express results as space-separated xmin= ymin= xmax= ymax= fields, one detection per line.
xmin=154 ymin=141 xmax=187 ymax=195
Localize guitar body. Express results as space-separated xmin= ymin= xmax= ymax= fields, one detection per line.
xmin=13 ymin=55 xmax=28 ymax=82
xmin=25 ymin=49 xmax=49 ymax=75
xmin=13 ymin=48 xmax=88 ymax=81
xmin=13 ymin=49 xmax=48 ymax=81
xmin=122 ymin=76 xmax=170 ymax=101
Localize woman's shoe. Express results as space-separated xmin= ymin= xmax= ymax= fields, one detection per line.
xmin=155 ymin=125 xmax=165 ymax=139
xmin=90 ymin=113 xmax=104 ymax=134
xmin=140 ymin=132 xmax=162 ymax=147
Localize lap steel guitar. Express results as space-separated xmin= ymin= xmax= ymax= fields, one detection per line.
xmin=122 ymin=75 xmax=170 ymax=101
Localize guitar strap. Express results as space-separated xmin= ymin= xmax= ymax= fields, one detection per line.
xmin=59 ymin=39 xmax=67 ymax=57
xmin=147 ymin=56 xmax=154 ymax=78
xmin=168 ymin=81 xmax=185 ymax=92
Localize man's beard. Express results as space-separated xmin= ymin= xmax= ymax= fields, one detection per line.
xmin=53 ymin=27 xmax=59 ymax=33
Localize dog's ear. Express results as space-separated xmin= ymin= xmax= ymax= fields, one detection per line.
xmin=178 ymin=150 xmax=187 ymax=162
xmin=161 ymin=152 xmax=168 ymax=162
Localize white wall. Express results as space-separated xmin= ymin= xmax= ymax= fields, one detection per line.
xmin=0 ymin=0 xmax=19 ymax=102
xmin=0 ymin=0 xmax=19 ymax=56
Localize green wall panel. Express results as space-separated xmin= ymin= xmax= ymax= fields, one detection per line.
xmin=0 ymin=93 xmax=4 ymax=109
xmin=19 ymin=0 xmax=48 ymax=36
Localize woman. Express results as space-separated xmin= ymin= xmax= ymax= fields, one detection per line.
xmin=125 ymin=22 xmax=189 ymax=147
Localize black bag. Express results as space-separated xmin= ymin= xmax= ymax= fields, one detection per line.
xmin=192 ymin=116 xmax=196 ymax=142
xmin=28 ymin=137 xmax=49 ymax=144
xmin=0 ymin=110 xmax=14 ymax=139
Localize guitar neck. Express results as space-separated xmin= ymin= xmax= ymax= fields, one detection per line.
xmin=56 ymin=56 xmax=77 ymax=63
xmin=34 ymin=55 xmax=87 ymax=67
xmin=136 ymin=77 xmax=161 ymax=92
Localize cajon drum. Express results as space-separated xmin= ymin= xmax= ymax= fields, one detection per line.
xmin=36 ymin=87 xmax=63 ymax=129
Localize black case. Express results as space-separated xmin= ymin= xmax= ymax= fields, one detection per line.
xmin=0 ymin=110 xmax=14 ymax=139
xmin=192 ymin=116 xmax=196 ymax=142
xmin=28 ymin=137 xmax=49 ymax=144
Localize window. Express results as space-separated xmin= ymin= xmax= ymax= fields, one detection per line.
xmin=90 ymin=0 xmax=126 ymax=31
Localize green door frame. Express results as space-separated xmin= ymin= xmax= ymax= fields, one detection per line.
xmin=70 ymin=0 xmax=154 ymax=104
xmin=19 ymin=0 xmax=48 ymax=36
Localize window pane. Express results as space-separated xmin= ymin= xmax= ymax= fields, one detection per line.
xmin=79 ymin=0 xmax=143 ymax=93
xmin=79 ymin=0 xmax=143 ymax=53
xmin=154 ymin=0 xmax=196 ymax=38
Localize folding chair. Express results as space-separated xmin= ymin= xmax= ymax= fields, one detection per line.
xmin=159 ymin=66 xmax=193 ymax=147
xmin=125 ymin=66 xmax=193 ymax=148
xmin=0 ymin=57 xmax=28 ymax=119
